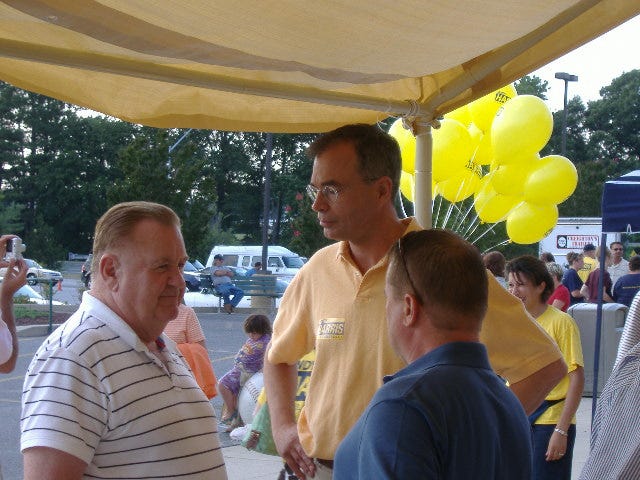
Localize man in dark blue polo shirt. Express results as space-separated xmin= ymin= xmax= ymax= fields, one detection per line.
xmin=334 ymin=229 xmax=532 ymax=480
xmin=613 ymin=255 xmax=640 ymax=307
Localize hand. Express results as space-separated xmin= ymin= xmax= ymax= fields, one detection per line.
xmin=545 ymin=430 xmax=568 ymax=462
xmin=273 ymin=422 xmax=315 ymax=480
xmin=1 ymin=257 xmax=27 ymax=299
xmin=0 ymin=234 xmax=18 ymax=269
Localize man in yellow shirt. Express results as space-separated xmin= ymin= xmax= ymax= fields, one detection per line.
xmin=579 ymin=243 xmax=599 ymax=282
xmin=264 ymin=123 xmax=566 ymax=480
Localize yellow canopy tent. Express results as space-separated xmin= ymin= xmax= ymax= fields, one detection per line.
xmin=1 ymin=1 xmax=638 ymax=226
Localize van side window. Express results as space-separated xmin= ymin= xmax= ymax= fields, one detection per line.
xmin=225 ymin=255 xmax=239 ymax=266
xmin=269 ymin=257 xmax=283 ymax=268
xmin=241 ymin=256 xmax=251 ymax=267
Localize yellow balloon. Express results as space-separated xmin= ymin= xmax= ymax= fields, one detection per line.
xmin=491 ymin=95 xmax=553 ymax=165
xmin=469 ymin=84 xmax=518 ymax=133
xmin=400 ymin=171 xmax=415 ymax=202
xmin=473 ymin=175 xmax=521 ymax=223
xmin=523 ymin=155 xmax=578 ymax=205
xmin=388 ymin=118 xmax=416 ymax=173
xmin=506 ymin=202 xmax=558 ymax=244
xmin=432 ymin=119 xmax=473 ymax=182
xmin=490 ymin=154 xmax=539 ymax=196
xmin=444 ymin=104 xmax=472 ymax=127
xmin=471 ymin=133 xmax=493 ymax=166
xmin=436 ymin=162 xmax=483 ymax=203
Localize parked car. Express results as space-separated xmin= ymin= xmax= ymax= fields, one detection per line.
xmin=191 ymin=259 xmax=205 ymax=270
xmin=183 ymin=260 xmax=202 ymax=291
xmin=0 ymin=259 xmax=63 ymax=286
xmin=81 ymin=254 xmax=93 ymax=288
xmin=13 ymin=284 xmax=63 ymax=305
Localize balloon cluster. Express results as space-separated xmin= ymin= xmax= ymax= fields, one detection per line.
xmin=390 ymin=85 xmax=578 ymax=244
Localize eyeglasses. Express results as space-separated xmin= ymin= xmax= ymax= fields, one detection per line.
xmin=397 ymin=237 xmax=422 ymax=304
xmin=306 ymin=184 xmax=343 ymax=203
xmin=612 ymin=248 xmax=623 ymax=251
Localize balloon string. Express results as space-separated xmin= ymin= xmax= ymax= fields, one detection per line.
xmin=397 ymin=190 xmax=408 ymax=219
xmin=481 ymin=238 xmax=511 ymax=254
xmin=469 ymin=222 xmax=501 ymax=245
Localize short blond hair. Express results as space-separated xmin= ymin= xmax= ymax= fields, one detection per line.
xmin=92 ymin=201 xmax=181 ymax=273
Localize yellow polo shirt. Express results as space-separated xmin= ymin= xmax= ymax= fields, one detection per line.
xmin=268 ymin=217 xmax=562 ymax=459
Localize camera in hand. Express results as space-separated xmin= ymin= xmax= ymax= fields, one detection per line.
xmin=5 ymin=237 xmax=26 ymax=260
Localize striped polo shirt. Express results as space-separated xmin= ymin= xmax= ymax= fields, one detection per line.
xmin=21 ymin=292 xmax=227 ymax=479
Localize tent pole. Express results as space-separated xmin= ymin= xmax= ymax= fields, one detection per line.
xmin=591 ymin=232 xmax=607 ymax=421
xmin=413 ymin=120 xmax=433 ymax=229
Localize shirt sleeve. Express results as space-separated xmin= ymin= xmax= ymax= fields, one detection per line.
xmin=481 ymin=274 xmax=563 ymax=384
xmin=0 ymin=319 xmax=13 ymax=365
xmin=183 ymin=307 xmax=206 ymax=344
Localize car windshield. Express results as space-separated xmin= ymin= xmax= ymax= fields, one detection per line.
xmin=25 ymin=259 xmax=42 ymax=269
xmin=184 ymin=261 xmax=198 ymax=272
xmin=192 ymin=259 xmax=205 ymax=270
xmin=14 ymin=285 xmax=44 ymax=300
xmin=282 ymin=256 xmax=305 ymax=268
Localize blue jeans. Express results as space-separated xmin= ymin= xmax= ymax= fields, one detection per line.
xmin=532 ymin=424 xmax=576 ymax=480
xmin=215 ymin=283 xmax=244 ymax=307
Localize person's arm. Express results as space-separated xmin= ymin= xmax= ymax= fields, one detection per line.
xmin=551 ymin=299 xmax=566 ymax=311
xmin=23 ymin=446 xmax=87 ymax=480
xmin=0 ymin=258 xmax=27 ymax=373
xmin=580 ymin=284 xmax=590 ymax=302
xmin=545 ymin=366 xmax=585 ymax=462
xmin=263 ymin=343 xmax=315 ymax=480
xmin=602 ymin=289 xmax=614 ymax=303
xmin=509 ymin=358 xmax=567 ymax=415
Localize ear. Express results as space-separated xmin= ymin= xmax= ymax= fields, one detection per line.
xmin=376 ymin=176 xmax=394 ymax=201
xmin=99 ymin=253 xmax=120 ymax=290
xmin=402 ymin=293 xmax=420 ymax=327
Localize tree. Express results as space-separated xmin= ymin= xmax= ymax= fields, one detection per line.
xmin=107 ymin=128 xmax=217 ymax=259
xmin=585 ymin=69 xmax=640 ymax=162
xmin=514 ymin=75 xmax=549 ymax=98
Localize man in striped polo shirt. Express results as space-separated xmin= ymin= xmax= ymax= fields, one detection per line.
xmin=21 ymin=202 xmax=227 ymax=480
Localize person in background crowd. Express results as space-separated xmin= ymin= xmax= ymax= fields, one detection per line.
xmin=211 ymin=254 xmax=245 ymax=313
xmin=164 ymin=302 xmax=217 ymax=399
xmin=612 ymin=255 xmax=640 ymax=307
xmin=507 ymin=256 xmax=584 ymax=480
xmin=607 ymin=241 xmax=628 ymax=288
xmin=218 ymin=314 xmax=272 ymax=432
xmin=483 ymin=250 xmax=508 ymax=289
xmin=20 ymin=201 xmax=227 ymax=480
xmin=334 ymin=230 xmax=532 ymax=480
xmin=540 ymin=252 xmax=556 ymax=263
xmin=547 ymin=262 xmax=571 ymax=312
xmin=0 ymin=235 xmax=27 ymax=373
xmin=264 ymin=123 xmax=565 ymax=480
xmin=581 ymin=246 xmax=614 ymax=303
xmin=562 ymin=252 xmax=585 ymax=306
xmin=578 ymin=244 xmax=598 ymax=283
xmin=246 ymin=261 xmax=262 ymax=276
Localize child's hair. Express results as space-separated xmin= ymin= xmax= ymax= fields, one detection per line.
xmin=244 ymin=314 xmax=272 ymax=336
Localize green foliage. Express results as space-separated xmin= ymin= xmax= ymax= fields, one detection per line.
xmin=514 ymin=75 xmax=549 ymax=99
xmin=24 ymin=215 xmax=65 ymax=267
xmin=282 ymin=192 xmax=332 ymax=258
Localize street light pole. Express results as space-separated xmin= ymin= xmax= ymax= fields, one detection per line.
xmin=555 ymin=72 xmax=578 ymax=157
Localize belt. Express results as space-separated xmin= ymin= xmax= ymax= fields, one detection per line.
xmin=316 ymin=458 xmax=334 ymax=469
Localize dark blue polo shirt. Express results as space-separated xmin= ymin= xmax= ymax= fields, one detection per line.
xmin=334 ymin=342 xmax=532 ymax=480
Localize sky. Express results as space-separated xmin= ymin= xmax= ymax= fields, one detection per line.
xmin=531 ymin=14 xmax=640 ymax=112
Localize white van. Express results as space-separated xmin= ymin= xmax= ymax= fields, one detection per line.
xmin=206 ymin=245 xmax=305 ymax=281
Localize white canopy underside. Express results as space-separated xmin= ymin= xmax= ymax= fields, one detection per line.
xmin=1 ymin=1 xmax=638 ymax=133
